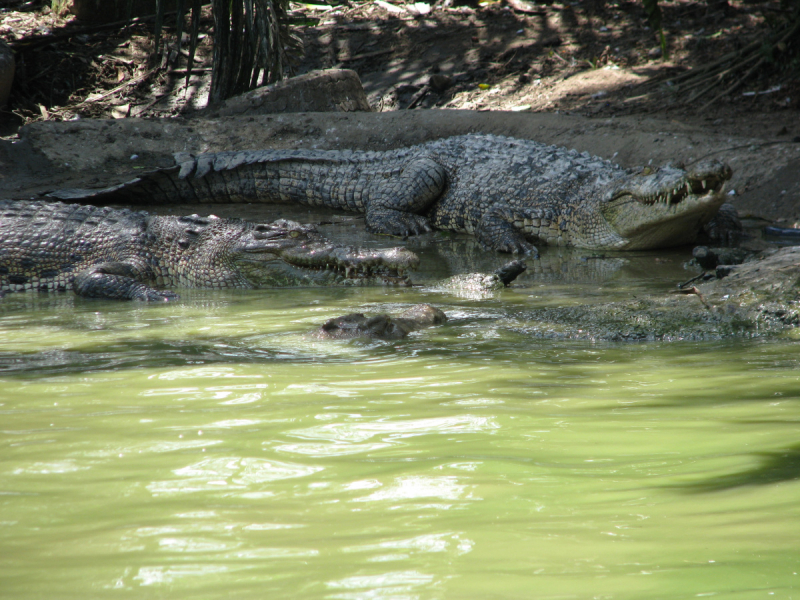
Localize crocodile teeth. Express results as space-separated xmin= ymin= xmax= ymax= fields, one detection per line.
xmin=701 ymin=180 xmax=707 ymax=190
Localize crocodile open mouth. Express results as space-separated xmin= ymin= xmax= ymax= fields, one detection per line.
xmin=598 ymin=160 xmax=733 ymax=251
xmin=617 ymin=163 xmax=732 ymax=207
xmin=632 ymin=176 xmax=728 ymax=206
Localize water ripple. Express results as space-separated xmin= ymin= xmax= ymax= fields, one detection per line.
xmin=147 ymin=457 xmax=323 ymax=496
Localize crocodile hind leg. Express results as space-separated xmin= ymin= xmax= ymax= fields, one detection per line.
xmin=73 ymin=262 xmax=179 ymax=301
xmin=364 ymin=157 xmax=447 ymax=237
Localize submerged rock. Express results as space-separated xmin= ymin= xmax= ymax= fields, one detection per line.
xmin=513 ymin=246 xmax=800 ymax=341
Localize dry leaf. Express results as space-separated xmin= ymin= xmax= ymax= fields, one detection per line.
xmin=111 ymin=104 xmax=130 ymax=119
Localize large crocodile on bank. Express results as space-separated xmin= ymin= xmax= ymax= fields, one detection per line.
xmin=50 ymin=134 xmax=734 ymax=255
xmin=0 ymin=200 xmax=418 ymax=301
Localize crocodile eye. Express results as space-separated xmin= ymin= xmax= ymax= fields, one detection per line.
xmin=642 ymin=167 xmax=652 ymax=175
xmin=290 ymin=231 xmax=300 ymax=238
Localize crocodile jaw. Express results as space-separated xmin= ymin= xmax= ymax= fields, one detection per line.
xmin=602 ymin=188 xmax=727 ymax=250
xmin=220 ymin=219 xmax=419 ymax=287
xmin=599 ymin=160 xmax=732 ymax=250
xmin=235 ymin=243 xmax=419 ymax=287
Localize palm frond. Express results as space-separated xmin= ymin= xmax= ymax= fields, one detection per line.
xmin=151 ymin=0 xmax=300 ymax=103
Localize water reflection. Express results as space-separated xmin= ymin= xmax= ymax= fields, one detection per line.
xmin=309 ymin=415 xmax=497 ymax=440
xmin=133 ymin=565 xmax=231 ymax=586
xmin=342 ymin=533 xmax=473 ymax=558
xmin=281 ymin=415 xmax=498 ymax=453
xmin=325 ymin=570 xmax=435 ymax=600
xmin=351 ymin=476 xmax=468 ymax=506
xmin=147 ymin=457 xmax=324 ymax=496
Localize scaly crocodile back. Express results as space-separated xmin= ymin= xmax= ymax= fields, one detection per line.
xmin=0 ymin=200 xmax=151 ymax=294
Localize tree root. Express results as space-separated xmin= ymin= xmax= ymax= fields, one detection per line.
xmin=636 ymin=15 xmax=800 ymax=110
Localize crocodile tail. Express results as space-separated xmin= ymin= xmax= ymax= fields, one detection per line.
xmin=47 ymin=164 xmax=186 ymax=204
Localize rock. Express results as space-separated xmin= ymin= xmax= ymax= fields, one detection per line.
xmin=715 ymin=264 xmax=735 ymax=278
xmin=429 ymin=73 xmax=453 ymax=93
xmin=692 ymin=245 xmax=717 ymax=269
xmin=211 ymin=69 xmax=371 ymax=117
xmin=691 ymin=245 xmax=752 ymax=270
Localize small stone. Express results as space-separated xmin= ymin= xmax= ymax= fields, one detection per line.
xmin=692 ymin=246 xmax=718 ymax=270
xmin=716 ymin=265 xmax=734 ymax=279
xmin=429 ymin=73 xmax=453 ymax=93
xmin=647 ymin=47 xmax=662 ymax=58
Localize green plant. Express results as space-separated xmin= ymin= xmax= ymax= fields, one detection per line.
xmin=151 ymin=0 xmax=300 ymax=102
xmin=50 ymin=0 xmax=71 ymax=15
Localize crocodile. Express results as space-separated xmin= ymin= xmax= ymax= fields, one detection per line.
xmin=51 ymin=134 xmax=734 ymax=255
xmin=315 ymin=260 xmax=527 ymax=340
xmin=315 ymin=304 xmax=448 ymax=341
xmin=0 ymin=200 xmax=418 ymax=301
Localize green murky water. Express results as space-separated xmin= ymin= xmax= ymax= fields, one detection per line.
xmin=2 ymin=225 xmax=800 ymax=599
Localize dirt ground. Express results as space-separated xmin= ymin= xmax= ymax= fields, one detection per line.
xmin=2 ymin=0 xmax=799 ymax=130
xmin=0 ymin=0 xmax=799 ymax=221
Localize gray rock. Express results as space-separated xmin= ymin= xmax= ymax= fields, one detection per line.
xmin=212 ymin=69 xmax=371 ymax=117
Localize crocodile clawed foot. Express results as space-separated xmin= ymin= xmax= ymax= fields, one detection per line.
xmin=480 ymin=236 xmax=539 ymax=257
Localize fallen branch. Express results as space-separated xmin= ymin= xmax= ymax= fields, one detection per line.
xmin=70 ymin=67 xmax=161 ymax=110
xmin=671 ymin=286 xmax=710 ymax=309
xmin=631 ymin=14 xmax=800 ymax=109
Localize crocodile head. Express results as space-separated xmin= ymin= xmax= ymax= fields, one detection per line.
xmin=591 ymin=159 xmax=732 ymax=250
xmin=315 ymin=304 xmax=447 ymax=340
xmin=169 ymin=217 xmax=419 ymax=287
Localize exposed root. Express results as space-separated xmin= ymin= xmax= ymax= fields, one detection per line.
xmin=665 ymin=15 xmax=799 ymax=110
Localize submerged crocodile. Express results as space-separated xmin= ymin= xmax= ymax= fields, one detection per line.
xmin=0 ymin=200 xmax=418 ymax=301
xmin=50 ymin=134 xmax=734 ymax=255
xmin=315 ymin=260 xmax=527 ymax=340
xmin=315 ymin=304 xmax=448 ymax=341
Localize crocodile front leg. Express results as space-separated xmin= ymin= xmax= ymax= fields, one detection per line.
xmin=73 ymin=262 xmax=178 ymax=301
xmin=364 ymin=157 xmax=447 ymax=237
xmin=475 ymin=204 xmax=540 ymax=256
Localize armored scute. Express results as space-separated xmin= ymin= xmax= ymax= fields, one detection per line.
xmin=52 ymin=134 xmax=735 ymax=255
xmin=0 ymin=200 xmax=418 ymax=301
